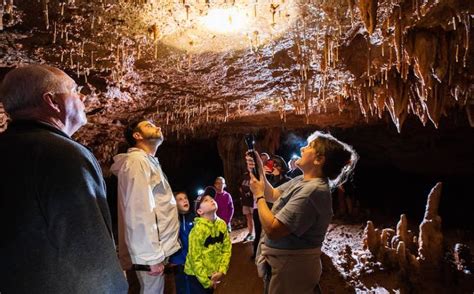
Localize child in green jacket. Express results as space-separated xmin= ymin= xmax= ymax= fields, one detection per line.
xmin=184 ymin=187 xmax=232 ymax=293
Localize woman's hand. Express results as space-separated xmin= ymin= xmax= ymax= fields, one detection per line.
xmin=245 ymin=151 xmax=265 ymax=199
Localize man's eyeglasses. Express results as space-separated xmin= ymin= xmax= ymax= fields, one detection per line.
xmin=52 ymin=85 xmax=84 ymax=96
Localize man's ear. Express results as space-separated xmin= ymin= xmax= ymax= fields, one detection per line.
xmin=42 ymin=92 xmax=61 ymax=113
xmin=132 ymin=131 xmax=143 ymax=141
xmin=196 ymin=208 xmax=203 ymax=215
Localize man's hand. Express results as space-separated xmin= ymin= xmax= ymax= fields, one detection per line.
xmin=147 ymin=262 xmax=165 ymax=276
xmin=210 ymin=272 xmax=224 ymax=288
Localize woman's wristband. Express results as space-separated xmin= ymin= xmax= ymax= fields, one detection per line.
xmin=256 ymin=196 xmax=265 ymax=203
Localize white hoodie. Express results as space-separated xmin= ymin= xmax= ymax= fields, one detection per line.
xmin=110 ymin=148 xmax=180 ymax=269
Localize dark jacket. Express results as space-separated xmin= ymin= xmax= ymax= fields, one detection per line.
xmin=169 ymin=211 xmax=196 ymax=265
xmin=0 ymin=120 xmax=127 ymax=294
xmin=269 ymin=174 xmax=292 ymax=188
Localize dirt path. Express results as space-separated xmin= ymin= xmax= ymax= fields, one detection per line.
xmin=217 ymin=227 xmax=355 ymax=294
xmin=215 ymin=241 xmax=264 ymax=294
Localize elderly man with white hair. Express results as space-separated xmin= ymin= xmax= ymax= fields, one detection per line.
xmin=0 ymin=64 xmax=127 ymax=294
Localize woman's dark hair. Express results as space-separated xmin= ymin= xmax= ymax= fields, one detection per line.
xmin=307 ymin=131 xmax=359 ymax=188
xmin=124 ymin=118 xmax=146 ymax=147
xmin=271 ymin=155 xmax=289 ymax=173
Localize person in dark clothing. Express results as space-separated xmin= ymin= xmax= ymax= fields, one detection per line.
xmin=286 ymin=156 xmax=303 ymax=178
xmin=335 ymin=177 xmax=357 ymax=217
xmin=268 ymin=155 xmax=291 ymax=187
xmin=169 ymin=191 xmax=196 ymax=294
xmin=0 ymin=64 xmax=127 ymax=294
xmin=239 ymin=172 xmax=255 ymax=242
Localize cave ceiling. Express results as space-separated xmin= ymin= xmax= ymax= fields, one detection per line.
xmin=0 ymin=0 xmax=473 ymax=164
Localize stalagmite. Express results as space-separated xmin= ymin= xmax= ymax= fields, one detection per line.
xmin=418 ymin=217 xmax=443 ymax=268
xmin=393 ymin=214 xmax=409 ymax=247
xmin=363 ymin=221 xmax=381 ymax=256
xmin=418 ymin=182 xmax=443 ymax=270
xmin=453 ymin=243 xmax=472 ymax=273
xmin=397 ymin=241 xmax=407 ymax=273
xmin=423 ymin=182 xmax=442 ymax=221
xmin=362 ymin=183 xmax=449 ymax=279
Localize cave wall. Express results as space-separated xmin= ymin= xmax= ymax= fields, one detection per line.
xmin=153 ymin=108 xmax=473 ymax=227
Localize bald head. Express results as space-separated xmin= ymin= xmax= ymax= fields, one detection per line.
xmin=0 ymin=64 xmax=86 ymax=136
xmin=0 ymin=64 xmax=69 ymax=117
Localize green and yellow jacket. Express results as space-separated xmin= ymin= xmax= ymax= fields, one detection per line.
xmin=184 ymin=216 xmax=232 ymax=288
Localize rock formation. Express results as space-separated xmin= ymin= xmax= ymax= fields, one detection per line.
xmin=363 ymin=182 xmax=445 ymax=278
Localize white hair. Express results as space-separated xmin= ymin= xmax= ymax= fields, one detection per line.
xmin=0 ymin=64 xmax=66 ymax=115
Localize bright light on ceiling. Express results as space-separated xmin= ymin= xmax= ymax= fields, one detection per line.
xmin=200 ymin=8 xmax=248 ymax=34
xmin=139 ymin=0 xmax=300 ymax=53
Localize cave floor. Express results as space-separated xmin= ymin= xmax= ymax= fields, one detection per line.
xmin=164 ymin=221 xmax=474 ymax=293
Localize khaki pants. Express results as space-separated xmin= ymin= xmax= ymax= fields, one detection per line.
xmin=261 ymin=244 xmax=322 ymax=294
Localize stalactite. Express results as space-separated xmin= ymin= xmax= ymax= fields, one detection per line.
xmin=357 ymin=0 xmax=378 ymax=34
xmin=53 ymin=22 xmax=57 ymax=43
xmin=347 ymin=0 xmax=355 ymax=26
xmin=394 ymin=10 xmax=403 ymax=73
xmin=0 ymin=0 xmax=470 ymax=141
xmin=367 ymin=45 xmax=371 ymax=82
xmin=463 ymin=13 xmax=470 ymax=68
xmin=90 ymin=51 xmax=95 ymax=69
xmin=0 ymin=4 xmax=4 ymax=31
xmin=69 ymin=50 xmax=74 ymax=68
xmin=43 ymin=0 xmax=50 ymax=30
xmin=433 ymin=32 xmax=448 ymax=83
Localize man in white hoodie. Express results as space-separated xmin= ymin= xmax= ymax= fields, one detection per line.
xmin=111 ymin=119 xmax=180 ymax=294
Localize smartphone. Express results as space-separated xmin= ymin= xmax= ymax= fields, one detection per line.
xmin=244 ymin=134 xmax=260 ymax=180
